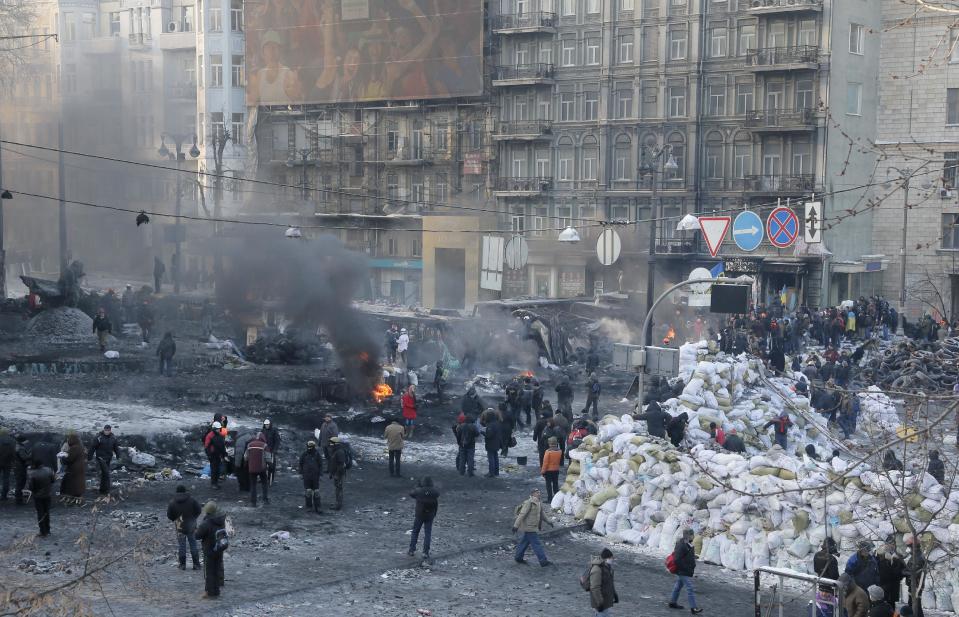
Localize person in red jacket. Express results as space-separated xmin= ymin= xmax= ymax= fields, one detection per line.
xmin=402 ymin=385 xmax=418 ymax=439
xmin=244 ymin=432 xmax=271 ymax=507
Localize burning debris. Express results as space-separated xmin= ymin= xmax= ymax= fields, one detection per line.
xmin=371 ymin=383 xmax=393 ymax=403
xmin=243 ymin=330 xmax=327 ymax=365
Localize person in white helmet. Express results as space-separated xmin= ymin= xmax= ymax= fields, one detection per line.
xmin=261 ymin=419 xmax=280 ymax=484
xmin=397 ymin=328 xmax=410 ymax=367
xmin=203 ymin=422 xmax=226 ymax=489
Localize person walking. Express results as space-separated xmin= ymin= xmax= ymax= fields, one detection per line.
xmin=317 ymin=414 xmax=339 ymax=464
xmin=512 ymin=488 xmax=553 ymax=567
xmin=483 ymin=409 xmax=502 ymax=478
xmin=58 ymin=434 xmax=86 ymax=502
xmin=433 ymin=361 xmax=445 ymax=401
xmin=588 ymin=548 xmax=619 ymax=616
xmin=137 ymin=300 xmax=155 ymax=344
xmin=328 ymin=436 xmax=350 ymax=510
xmin=299 ymin=441 xmax=324 ymax=514
xmin=839 ymin=573 xmax=870 ymax=617
xmin=583 ymin=374 xmax=601 ymax=420
xmin=764 ymin=411 xmax=793 ymax=450
xmin=455 ymin=415 xmax=478 ymax=477
xmin=401 ymin=385 xmax=418 ymax=439
xmin=166 ymin=485 xmax=202 ymax=570
xmin=261 ymin=419 xmax=280 ymax=484
xmin=555 ymin=378 xmax=574 ymax=419
xmin=88 ymin=425 xmax=121 ymax=498
xmin=27 ymin=460 xmax=54 ymax=537
xmin=195 ymin=501 xmax=227 ymax=599
xmin=157 ymin=332 xmax=176 ymax=376
xmin=407 ymin=476 xmax=439 ymax=560
xmin=244 ymin=432 xmax=271 ymax=507
xmin=92 ymin=308 xmax=112 ymax=353
xmin=541 ymin=436 xmax=562 ymax=502
xmin=384 ymin=419 xmax=405 ymax=478
xmin=204 ymin=422 xmax=226 ymax=489
xmin=0 ymin=428 xmax=14 ymax=501
xmin=668 ymin=528 xmax=703 ymax=614
xmin=153 ymin=256 xmax=165 ymax=294
xmin=397 ymin=328 xmax=410 ymax=367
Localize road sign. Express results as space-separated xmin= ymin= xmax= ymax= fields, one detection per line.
xmin=698 ymin=216 xmax=731 ymax=257
xmin=732 ymin=211 xmax=764 ymax=252
xmin=766 ymin=207 xmax=799 ymax=248
xmin=804 ymin=201 xmax=822 ymax=243
xmin=596 ymin=229 xmax=622 ymax=266
xmin=480 ymin=235 xmax=504 ymax=291
xmin=504 ymin=235 xmax=529 ymax=270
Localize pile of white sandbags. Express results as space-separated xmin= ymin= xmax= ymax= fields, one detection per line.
xmin=554 ymin=349 xmax=959 ymax=612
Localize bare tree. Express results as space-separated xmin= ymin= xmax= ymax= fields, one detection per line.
xmin=0 ymin=0 xmax=41 ymax=87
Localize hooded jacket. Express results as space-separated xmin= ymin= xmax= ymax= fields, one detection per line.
xmin=673 ymin=537 xmax=696 ymax=577
xmin=483 ymin=417 xmax=502 ymax=451
xmin=588 ymin=557 xmax=617 ymax=611
xmin=89 ymin=431 xmax=120 ymax=463
xmin=329 ymin=442 xmax=350 ymax=477
xmin=843 ymin=583 xmax=870 ymax=617
xmin=27 ymin=465 xmax=54 ymax=500
xmin=410 ymin=481 xmax=440 ymax=520
xmin=634 ymin=401 xmax=670 ymax=438
xmin=166 ymin=492 xmax=202 ymax=535
xmin=667 ymin=413 xmax=689 ymax=447
xmin=195 ymin=511 xmax=227 ymax=557
xmin=299 ymin=447 xmax=323 ymax=484
xmin=455 ymin=422 xmax=479 ymax=449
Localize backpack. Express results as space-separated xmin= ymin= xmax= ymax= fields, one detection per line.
xmin=665 ymin=552 xmax=678 ymax=574
xmin=579 ymin=563 xmax=595 ymax=592
xmin=344 ymin=445 xmax=355 ymax=470
xmin=213 ymin=527 xmax=229 ymax=554
xmin=203 ymin=431 xmax=214 ymax=453
xmin=591 ymin=381 xmax=601 ymax=395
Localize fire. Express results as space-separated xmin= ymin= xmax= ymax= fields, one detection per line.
xmin=663 ymin=327 xmax=676 ymax=345
xmin=358 ymin=352 xmax=369 ymax=363
xmin=372 ymin=383 xmax=393 ymax=403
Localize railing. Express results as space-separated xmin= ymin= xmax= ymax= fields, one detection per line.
xmin=494 ymin=120 xmax=552 ymax=137
xmin=744 ymin=174 xmax=816 ymax=192
xmin=744 ymin=107 xmax=815 ymax=129
xmin=746 ymin=45 xmax=819 ymax=67
xmin=492 ymin=63 xmax=555 ymax=82
xmin=748 ymin=0 xmax=822 ymax=10
xmin=492 ymin=11 xmax=557 ymax=31
xmin=493 ymin=176 xmax=552 ymax=192
xmin=655 ymin=236 xmax=699 ymax=255
xmin=386 ymin=148 xmax=433 ymax=163
xmin=128 ymin=32 xmax=145 ymax=46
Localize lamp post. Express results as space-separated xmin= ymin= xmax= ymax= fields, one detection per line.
xmin=885 ymin=164 xmax=929 ymax=328
xmin=159 ymin=132 xmax=200 ymax=294
xmin=0 ymin=124 xmax=12 ymax=300
xmin=638 ymin=140 xmax=679 ymax=346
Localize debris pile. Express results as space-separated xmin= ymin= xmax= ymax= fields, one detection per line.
xmin=24 ymin=307 xmax=97 ymax=345
xmin=858 ymin=338 xmax=959 ymax=394
xmin=243 ymin=331 xmax=327 ymax=365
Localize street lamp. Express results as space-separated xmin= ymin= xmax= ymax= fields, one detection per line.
xmin=159 ymin=132 xmax=199 ymax=294
xmin=638 ymin=139 xmax=676 ymax=346
xmin=886 ymin=164 xmax=929 ymax=327
xmin=557 ymin=226 xmax=581 ymax=243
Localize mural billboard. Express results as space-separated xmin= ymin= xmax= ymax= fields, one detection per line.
xmin=246 ymin=0 xmax=485 ymax=106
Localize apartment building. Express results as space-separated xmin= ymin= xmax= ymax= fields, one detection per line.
xmin=490 ymin=0 xmax=882 ymax=308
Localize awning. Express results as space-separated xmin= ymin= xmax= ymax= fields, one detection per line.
xmin=369 ymin=258 xmax=423 ymax=270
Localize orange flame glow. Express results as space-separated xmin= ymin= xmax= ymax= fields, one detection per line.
xmin=372 ymin=383 xmax=393 ymax=403
xmin=663 ymin=327 xmax=676 ymax=345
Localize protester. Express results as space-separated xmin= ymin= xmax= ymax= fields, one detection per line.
xmin=667 ymin=412 xmax=689 ymax=448
xmin=877 ymin=539 xmax=905 ymax=608
xmin=708 ymin=422 xmax=725 ymax=446
xmin=846 ymin=541 xmax=881 ymax=590
xmin=298 ymin=440 xmax=324 ymax=513
xmin=541 ymin=436 xmax=562 ymax=502
xmin=318 ymin=414 xmax=339 ymax=463
xmin=928 ymin=450 xmax=945 ymax=485
xmin=13 ymin=435 xmax=31 ymax=504
xmin=483 ymin=409 xmax=502 ymax=478
xmin=868 ymin=585 xmax=894 ymax=617
xmin=0 ymin=428 xmax=14 ymax=501
xmin=402 ymin=385 xmax=418 ymax=439
xmin=384 ymin=419 xmax=405 ymax=478
xmin=92 ymin=307 xmax=112 ymax=352
xmin=27 ymin=460 xmax=54 ymax=537
xmin=763 ymin=411 xmax=793 ymax=450
xmin=397 ymin=327 xmax=410 ymax=366
xmin=204 ymin=422 xmax=226 ymax=489
xmin=328 ymin=436 xmax=350 ymax=510
xmin=634 ymin=400 xmax=670 ymax=439
xmin=454 ymin=415 xmax=478 ymax=477
xmin=904 ymin=536 xmax=926 ymax=617
xmin=583 ymin=373 xmax=601 ymax=420
xmin=261 ymin=419 xmax=280 ymax=484
xmin=433 ymin=361 xmax=445 ymax=401
xmin=840 ymin=573 xmax=870 ymax=617
xmin=233 ymin=431 xmax=253 ymax=492
xmin=166 ymin=485 xmax=202 ymax=570
xmin=588 ymin=547 xmax=618 ymax=616
xmin=157 ymin=332 xmax=176 ymax=376
xmin=555 ymin=378 xmax=574 ymax=418
xmin=512 ymin=488 xmax=553 ymax=566
xmin=814 ymin=538 xmax=840 ymax=582
xmin=668 ymin=528 xmax=703 ymax=613
xmin=244 ymin=431 xmax=271 ymax=507
xmin=59 ymin=434 xmax=86 ymax=501
xmin=195 ymin=501 xmax=227 ymax=599
xmin=461 ymin=386 xmax=485 ymax=418
xmin=408 ymin=476 xmax=439 ymax=560
xmin=88 ymin=424 xmax=121 ymax=496
xmin=723 ymin=429 xmax=746 ymax=453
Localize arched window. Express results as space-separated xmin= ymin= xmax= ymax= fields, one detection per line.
xmin=667 ymin=132 xmax=686 ymax=181
xmin=705 ymin=131 xmax=725 ymax=180
xmin=733 ymin=131 xmax=753 ymax=180
xmin=557 ymin=136 xmax=574 ymax=181
xmin=614 ymin=134 xmax=632 ymax=180
xmin=582 ymin=135 xmax=599 ymax=182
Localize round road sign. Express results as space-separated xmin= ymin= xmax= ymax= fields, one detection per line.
xmin=766 ymin=207 xmax=799 ymax=248
xmin=504 ymin=235 xmax=529 ymax=270
xmin=596 ymin=229 xmax=622 ymax=266
xmin=732 ymin=211 xmax=764 ymax=252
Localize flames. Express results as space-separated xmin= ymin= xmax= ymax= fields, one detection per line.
xmin=663 ymin=327 xmax=676 ymax=345
xmin=372 ymin=383 xmax=393 ymax=403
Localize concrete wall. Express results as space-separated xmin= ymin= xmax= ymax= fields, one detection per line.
xmin=422 ymin=216 xmax=493 ymax=310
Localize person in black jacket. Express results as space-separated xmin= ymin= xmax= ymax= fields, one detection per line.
xmin=723 ymin=429 xmax=746 ymax=453
xmin=205 ymin=423 xmax=227 ymax=489
xmin=261 ymin=419 xmax=281 ymax=484
xmin=27 ymin=461 xmax=54 ymax=537
xmin=13 ymin=435 xmax=31 ymax=504
xmin=482 ymin=409 xmax=502 ymax=478
xmin=0 ymin=428 xmax=14 ymax=501
xmin=877 ymin=540 xmax=905 ymax=606
xmin=813 ymin=538 xmax=840 ymax=590
xmin=299 ymin=440 xmax=324 ymax=513
xmin=634 ymin=401 xmax=670 ymax=439
xmin=166 ymin=485 xmax=202 ymax=570
xmin=195 ymin=501 xmax=227 ymax=599
xmin=667 ymin=412 xmax=689 ymax=448
xmin=408 ymin=476 xmax=439 ymax=559
xmin=92 ymin=308 xmax=112 ymax=352
xmin=669 ymin=528 xmax=702 ymax=613
xmin=555 ymin=378 xmax=574 ymax=419
xmin=157 ymin=332 xmax=176 ymax=376
xmin=328 ymin=437 xmax=349 ymax=510
xmin=88 ymin=425 xmax=121 ymax=496
xmin=455 ymin=416 xmax=479 ymax=477
xmin=460 ymin=387 xmax=484 ymax=418
xmin=928 ymin=450 xmax=945 ymax=485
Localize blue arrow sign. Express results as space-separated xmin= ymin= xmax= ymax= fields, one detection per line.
xmin=732 ymin=211 xmax=764 ymax=252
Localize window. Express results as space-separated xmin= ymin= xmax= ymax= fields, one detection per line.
xmin=511 ymin=212 xmax=525 ymax=233
xmin=109 ymin=12 xmax=121 ymax=36
xmin=951 ymin=29 xmax=959 ymax=63
xmin=738 ymin=22 xmax=756 ymax=56
xmin=556 ymin=205 xmax=572 ymax=228
xmin=387 ymin=238 xmax=398 ymax=256
xmin=768 ymin=21 xmax=786 ymax=48
xmin=387 ymin=174 xmax=399 ymax=199
xmin=562 ymin=0 xmax=575 ymax=16
xmin=798 ymin=19 xmax=816 ymax=47
xmin=668 ymin=28 xmax=687 ymax=60
xmin=210 ymin=6 xmax=222 ymax=31
xmin=642 ymin=25 xmax=659 ymax=61
xmin=668 ymin=84 xmax=686 ymax=117
xmin=211 ymin=112 xmax=225 ymax=140
xmin=562 ymin=39 xmax=576 ymax=66
xmin=537 ymin=95 xmax=551 ymax=119
xmin=231 ymin=113 xmax=244 ymax=145
xmin=181 ymin=6 xmax=194 ymax=32
xmin=231 ymin=0 xmax=244 ymax=32
xmin=210 ymin=54 xmax=223 ymax=87
xmin=536 ymin=152 xmax=550 ymax=177
xmin=616 ymin=87 xmax=633 ymax=118
xmin=943 ymin=214 xmax=959 ymax=249
xmin=231 ymin=54 xmax=245 ymax=87
xmin=705 ymin=142 xmax=723 ymax=179
xmin=560 ymin=93 xmax=575 ymax=120
xmin=532 ymin=208 xmax=547 ymax=237
xmin=667 ymin=135 xmax=685 ymax=180
xmin=619 ymin=34 xmax=634 ymax=63
xmin=586 ymin=37 xmax=600 ymax=65
xmin=411 ymin=238 xmax=422 ymax=257
xmin=584 ymin=91 xmax=599 ymax=120
xmin=582 ymin=137 xmax=598 ymax=181
xmin=641 ymin=80 xmax=658 ymax=118
xmin=515 ymin=43 xmax=530 ymax=65
xmin=517 ymin=0 xmax=529 ymax=15
xmin=736 ymin=81 xmax=754 ymax=114
xmin=849 ymin=23 xmax=864 ymax=55
xmin=614 ymin=136 xmax=632 ymax=180
xmin=846 ymin=82 xmax=862 ymax=115
xmin=197 ymin=55 xmax=204 ymax=88
xmin=707 ymin=80 xmax=726 ymax=116
xmin=512 ymin=156 xmax=528 ymax=177
xmin=587 ymin=0 xmax=600 ymax=14
xmin=796 ymin=79 xmax=814 ymax=110
xmin=949 ymin=88 xmax=959 ymax=125
xmin=434 ymin=173 xmax=448 ymax=202
xmin=734 ymin=142 xmax=752 ymax=178
xmin=539 ymin=45 xmax=553 ymax=65
xmin=63 ymin=63 xmax=77 ymax=93
xmin=944 ymin=153 xmax=959 ymax=189
xmin=622 ymin=0 xmax=634 ymax=10
xmin=558 ymin=148 xmax=573 ymax=180
xmin=710 ymin=26 xmax=727 ymax=58
xmin=63 ymin=13 xmax=76 ymax=42
xmin=411 ymin=176 xmax=425 ymax=204
xmin=514 ymin=97 xmax=529 ymax=121
xmin=792 ymin=140 xmax=812 ymax=174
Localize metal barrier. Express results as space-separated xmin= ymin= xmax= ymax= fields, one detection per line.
xmin=754 ymin=566 xmax=842 ymax=617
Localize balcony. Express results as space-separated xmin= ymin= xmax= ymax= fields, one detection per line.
xmin=80 ymin=36 xmax=120 ymax=55
xmin=492 ymin=120 xmax=552 ymax=141
xmin=492 ymin=176 xmax=552 ymax=196
xmin=157 ymin=30 xmax=196 ymax=51
xmin=743 ymin=174 xmax=816 ymax=195
xmin=127 ymin=32 xmax=149 ymax=49
xmin=744 ymin=108 xmax=816 ymax=132
xmin=746 ymin=46 xmax=819 ymax=72
xmin=169 ymin=83 xmax=196 ymax=100
xmin=655 ymin=236 xmax=699 ymax=256
xmin=747 ymin=0 xmax=823 ymax=15
xmin=492 ymin=12 xmax=557 ymax=34
xmin=383 ymin=149 xmax=433 ymax=166
xmin=492 ymin=63 xmax=555 ymax=87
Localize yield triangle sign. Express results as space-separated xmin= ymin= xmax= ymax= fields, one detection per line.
xmin=698 ymin=216 xmax=731 ymax=257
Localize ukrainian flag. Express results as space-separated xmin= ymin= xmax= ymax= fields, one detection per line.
xmin=709 ymin=262 xmax=724 ymax=278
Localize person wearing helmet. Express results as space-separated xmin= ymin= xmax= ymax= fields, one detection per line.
xmin=204 ymin=422 xmax=226 ymax=489
xmin=261 ymin=419 xmax=280 ymax=484
xmin=299 ymin=441 xmax=324 ymax=514
xmin=397 ymin=328 xmax=410 ymax=367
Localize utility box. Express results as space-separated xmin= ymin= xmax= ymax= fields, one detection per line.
xmin=644 ymin=346 xmax=680 ymax=379
xmin=612 ymin=343 xmax=644 ymax=371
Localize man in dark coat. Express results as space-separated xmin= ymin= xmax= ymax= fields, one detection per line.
xmin=667 ymin=412 xmax=689 ymax=448
xmin=555 ymin=378 xmax=574 ymax=419
xmin=299 ymin=441 xmax=323 ymax=513
xmin=669 ymin=528 xmax=702 ymax=613
xmin=846 ymin=541 xmax=881 ymax=591
xmin=157 ymin=332 xmax=176 ymax=376
xmin=634 ymin=400 xmax=670 ymax=439
xmin=723 ymin=429 xmax=747 ymax=453
xmin=877 ymin=540 xmax=905 ymax=607
xmin=582 ymin=374 xmax=601 ymax=420
xmin=483 ymin=410 xmax=502 ymax=478
xmin=588 ymin=548 xmax=618 ymax=614
xmin=328 ymin=436 xmax=350 ymax=510
xmin=244 ymin=432 xmax=270 ymax=507
xmin=13 ymin=435 xmax=31 ymax=504
xmin=407 ymin=476 xmax=440 ymax=559
xmin=27 ymin=460 xmax=54 ymax=537
xmin=137 ymin=301 xmax=155 ymax=344
xmin=0 ymin=428 xmax=14 ymax=501
xmin=261 ymin=419 xmax=280 ymax=483
xmin=460 ymin=386 xmax=484 ymax=419
xmin=928 ymin=450 xmax=945 ymax=485
xmin=813 ymin=538 xmax=840 ymax=589
xmin=454 ymin=416 xmax=479 ymax=477
xmin=88 ymin=424 xmax=120 ymax=495
xmin=205 ymin=422 xmax=226 ymax=489
xmin=195 ymin=501 xmax=226 ymax=598
xmin=92 ymin=308 xmax=112 ymax=352
xmin=166 ymin=485 xmax=202 ymax=570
